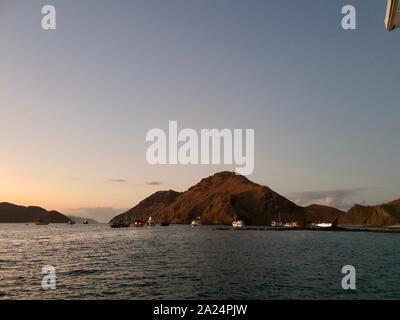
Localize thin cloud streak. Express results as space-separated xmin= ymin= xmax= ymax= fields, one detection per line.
xmin=108 ymin=179 xmax=128 ymax=183
xmin=146 ymin=181 xmax=163 ymax=186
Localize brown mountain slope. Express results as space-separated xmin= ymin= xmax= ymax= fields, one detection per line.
xmin=339 ymin=201 xmax=400 ymax=226
xmin=110 ymin=190 xmax=181 ymax=224
xmin=110 ymin=171 xmax=305 ymax=225
xmin=388 ymin=199 xmax=400 ymax=207
xmin=111 ymin=172 xmax=400 ymax=226
xmin=0 ymin=202 xmax=70 ymax=223
xmin=304 ymin=204 xmax=345 ymax=223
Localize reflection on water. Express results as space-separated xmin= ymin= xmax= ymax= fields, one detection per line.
xmin=0 ymin=224 xmax=399 ymax=299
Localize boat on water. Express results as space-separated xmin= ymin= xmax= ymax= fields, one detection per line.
xmin=132 ymin=219 xmax=144 ymax=227
xmin=110 ymin=221 xmax=130 ymax=228
xmin=160 ymin=218 xmax=170 ymax=226
xmin=191 ymin=217 xmax=201 ymax=227
xmin=82 ymin=220 xmax=88 ymax=224
xmin=35 ymin=219 xmax=49 ymax=225
xmin=232 ymin=219 xmax=245 ymax=228
xmin=284 ymin=221 xmax=300 ymax=229
xmin=313 ymin=222 xmax=332 ymax=229
xmin=146 ymin=216 xmax=155 ymax=227
xmin=67 ymin=220 xmax=75 ymax=225
xmin=271 ymin=221 xmax=285 ymax=228
xmin=271 ymin=213 xmax=285 ymax=228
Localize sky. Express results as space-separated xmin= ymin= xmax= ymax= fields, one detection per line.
xmin=1 ymin=0 xmax=400 ymax=222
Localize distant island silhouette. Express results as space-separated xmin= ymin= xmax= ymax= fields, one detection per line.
xmin=67 ymin=215 xmax=99 ymax=224
xmin=0 ymin=202 xmax=70 ymax=223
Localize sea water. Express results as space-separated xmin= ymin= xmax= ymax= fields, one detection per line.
xmin=0 ymin=224 xmax=399 ymax=299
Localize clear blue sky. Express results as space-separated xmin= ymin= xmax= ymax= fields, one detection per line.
xmin=1 ymin=0 xmax=399 ymax=221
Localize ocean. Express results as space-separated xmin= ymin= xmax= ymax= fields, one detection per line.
xmin=0 ymin=224 xmax=399 ymax=299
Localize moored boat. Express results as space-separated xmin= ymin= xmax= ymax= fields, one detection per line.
xmin=35 ymin=219 xmax=49 ymax=225
xmin=191 ymin=217 xmax=201 ymax=227
xmin=313 ymin=222 xmax=332 ymax=229
xmin=232 ymin=219 xmax=245 ymax=228
xmin=284 ymin=221 xmax=300 ymax=229
xmin=110 ymin=220 xmax=130 ymax=228
xmin=271 ymin=213 xmax=285 ymax=228
xmin=160 ymin=218 xmax=170 ymax=226
xmin=271 ymin=221 xmax=285 ymax=228
xmin=132 ymin=219 xmax=144 ymax=227
xmin=146 ymin=216 xmax=155 ymax=227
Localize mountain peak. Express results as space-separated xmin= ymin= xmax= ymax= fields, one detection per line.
xmin=111 ymin=171 xmax=302 ymax=225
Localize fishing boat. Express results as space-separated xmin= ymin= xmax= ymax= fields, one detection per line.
xmin=110 ymin=221 xmax=130 ymax=228
xmin=284 ymin=221 xmax=299 ymax=229
xmin=132 ymin=219 xmax=144 ymax=227
xmin=35 ymin=219 xmax=49 ymax=225
xmin=110 ymin=215 xmax=131 ymax=228
xmin=271 ymin=213 xmax=285 ymax=228
xmin=146 ymin=216 xmax=155 ymax=227
xmin=313 ymin=222 xmax=332 ymax=229
xmin=271 ymin=221 xmax=285 ymax=228
xmin=232 ymin=219 xmax=245 ymax=228
xmin=191 ymin=217 xmax=201 ymax=227
xmin=160 ymin=218 xmax=170 ymax=226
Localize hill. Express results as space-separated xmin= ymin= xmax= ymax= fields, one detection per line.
xmin=339 ymin=201 xmax=400 ymax=226
xmin=110 ymin=172 xmax=305 ymax=225
xmin=0 ymin=202 xmax=70 ymax=223
xmin=110 ymin=172 xmax=400 ymax=227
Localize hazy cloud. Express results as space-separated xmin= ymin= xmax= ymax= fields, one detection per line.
xmin=68 ymin=207 xmax=128 ymax=223
xmin=287 ymin=188 xmax=377 ymax=210
xmin=108 ymin=179 xmax=128 ymax=183
xmin=146 ymin=181 xmax=163 ymax=186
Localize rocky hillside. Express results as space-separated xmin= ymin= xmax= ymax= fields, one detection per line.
xmin=303 ymin=204 xmax=345 ymax=223
xmin=110 ymin=172 xmax=400 ymax=226
xmin=0 ymin=202 xmax=70 ymax=223
xmin=111 ymin=190 xmax=181 ymax=224
xmin=339 ymin=200 xmax=400 ymax=226
xmin=110 ymin=171 xmax=305 ymax=225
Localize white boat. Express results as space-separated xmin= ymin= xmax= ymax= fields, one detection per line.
xmin=284 ymin=222 xmax=299 ymax=229
xmin=232 ymin=219 xmax=245 ymax=228
xmin=271 ymin=213 xmax=285 ymax=228
xmin=271 ymin=221 xmax=285 ymax=228
xmin=314 ymin=222 xmax=332 ymax=228
xmin=146 ymin=216 xmax=155 ymax=227
xmin=191 ymin=217 xmax=201 ymax=227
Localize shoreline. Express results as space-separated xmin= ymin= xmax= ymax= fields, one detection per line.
xmin=215 ymin=226 xmax=400 ymax=234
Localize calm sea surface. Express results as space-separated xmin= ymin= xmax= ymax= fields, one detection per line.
xmin=0 ymin=224 xmax=399 ymax=299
